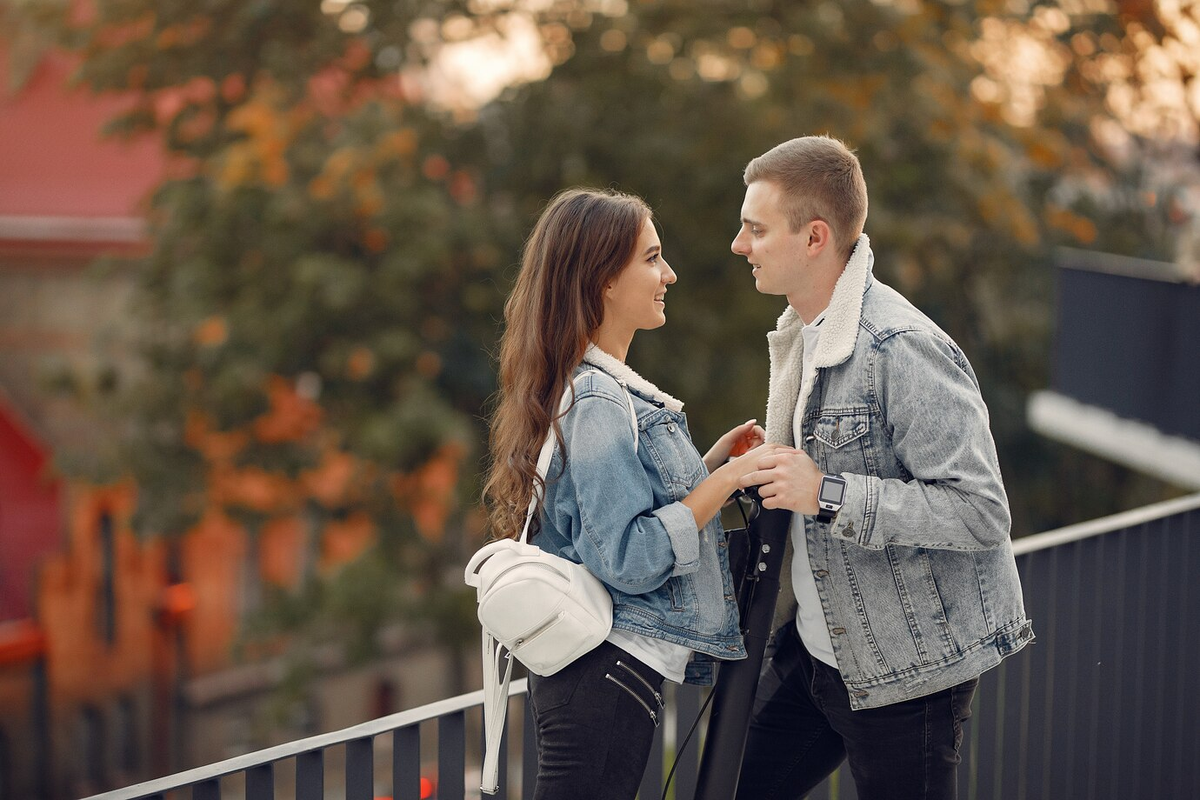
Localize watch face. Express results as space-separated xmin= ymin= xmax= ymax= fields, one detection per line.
xmin=819 ymin=478 xmax=846 ymax=505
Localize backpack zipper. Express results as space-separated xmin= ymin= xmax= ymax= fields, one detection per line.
xmin=514 ymin=611 xmax=564 ymax=648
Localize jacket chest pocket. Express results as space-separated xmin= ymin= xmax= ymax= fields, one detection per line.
xmin=810 ymin=408 xmax=871 ymax=473
xmin=643 ymin=413 xmax=705 ymax=491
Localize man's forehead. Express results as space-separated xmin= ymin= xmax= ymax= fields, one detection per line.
xmin=742 ymin=180 xmax=786 ymax=219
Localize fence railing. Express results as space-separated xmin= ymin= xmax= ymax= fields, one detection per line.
xmin=90 ymin=493 xmax=1200 ymax=800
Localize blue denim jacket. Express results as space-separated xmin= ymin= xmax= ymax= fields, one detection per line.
xmin=534 ymin=345 xmax=746 ymax=684
xmin=765 ymin=235 xmax=1034 ymax=710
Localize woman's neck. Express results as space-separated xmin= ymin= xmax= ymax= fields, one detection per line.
xmin=590 ymin=326 xmax=633 ymax=362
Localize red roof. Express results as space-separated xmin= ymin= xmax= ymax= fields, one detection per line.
xmin=0 ymin=44 xmax=162 ymax=222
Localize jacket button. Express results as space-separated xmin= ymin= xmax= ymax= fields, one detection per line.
xmin=831 ymin=627 xmax=846 ymax=635
xmin=814 ymin=570 xmax=829 ymax=578
xmin=852 ymin=690 xmax=869 ymax=698
xmin=667 ymin=423 xmax=676 ymax=433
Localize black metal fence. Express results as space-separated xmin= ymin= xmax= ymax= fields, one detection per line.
xmin=1054 ymin=249 xmax=1200 ymax=443
xmin=89 ymin=494 xmax=1200 ymax=800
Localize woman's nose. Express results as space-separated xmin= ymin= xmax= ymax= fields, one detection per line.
xmin=663 ymin=262 xmax=677 ymax=284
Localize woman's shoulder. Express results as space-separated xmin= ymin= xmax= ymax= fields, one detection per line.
xmin=570 ymin=365 xmax=629 ymax=406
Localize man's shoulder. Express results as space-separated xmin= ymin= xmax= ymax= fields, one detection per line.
xmin=858 ymin=279 xmax=958 ymax=349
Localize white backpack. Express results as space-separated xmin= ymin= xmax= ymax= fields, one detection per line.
xmin=465 ymin=371 xmax=637 ymax=794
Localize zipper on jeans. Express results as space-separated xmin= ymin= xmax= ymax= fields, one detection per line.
xmin=616 ymin=660 xmax=664 ymax=708
xmin=604 ymin=673 xmax=660 ymax=726
xmin=514 ymin=612 xmax=563 ymax=648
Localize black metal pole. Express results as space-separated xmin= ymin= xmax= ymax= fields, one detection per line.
xmin=693 ymin=503 xmax=792 ymax=800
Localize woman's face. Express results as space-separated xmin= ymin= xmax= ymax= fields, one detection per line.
xmin=602 ymin=217 xmax=677 ymax=334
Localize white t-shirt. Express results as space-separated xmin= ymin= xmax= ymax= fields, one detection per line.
xmin=607 ymin=629 xmax=690 ymax=683
xmin=790 ymin=310 xmax=839 ymax=668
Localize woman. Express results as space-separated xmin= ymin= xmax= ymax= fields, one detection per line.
xmin=484 ymin=188 xmax=785 ymax=799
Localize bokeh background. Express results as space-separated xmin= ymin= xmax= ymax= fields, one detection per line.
xmin=1 ymin=0 xmax=1198 ymax=796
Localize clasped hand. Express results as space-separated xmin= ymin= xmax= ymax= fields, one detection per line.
xmin=705 ymin=421 xmax=824 ymax=515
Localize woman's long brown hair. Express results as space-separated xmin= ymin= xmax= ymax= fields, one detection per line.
xmin=484 ymin=188 xmax=651 ymax=540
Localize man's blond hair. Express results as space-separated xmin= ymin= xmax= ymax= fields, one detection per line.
xmin=744 ymin=135 xmax=868 ymax=261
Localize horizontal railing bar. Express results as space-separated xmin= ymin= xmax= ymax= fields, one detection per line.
xmin=1054 ymin=246 xmax=1187 ymax=284
xmin=1013 ymin=492 xmax=1200 ymax=556
xmin=84 ymin=679 xmax=530 ymax=800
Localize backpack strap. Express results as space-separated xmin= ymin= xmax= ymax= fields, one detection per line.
xmin=517 ymin=370 xmax=637 ymax=544
xmin=480 ymin=627 xmax=514 ymax=794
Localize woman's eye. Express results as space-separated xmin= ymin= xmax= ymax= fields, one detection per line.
xmin=649 ymin=253 xmax=660 ymax=263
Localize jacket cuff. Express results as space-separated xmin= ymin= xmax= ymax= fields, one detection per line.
xmin=657 ymin=501 xmax=700 ymax=574
xmin=830 ymin=473 xmax=872 ymax=547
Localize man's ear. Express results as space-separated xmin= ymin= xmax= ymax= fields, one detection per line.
xmin=806 ymin=220 xmax=833 ymax=256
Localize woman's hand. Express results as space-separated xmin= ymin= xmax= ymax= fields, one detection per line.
xmin=703 ymin=419 xmax=767 ymax=473
xmin=684 ymin=442 xmax=796 ymax=529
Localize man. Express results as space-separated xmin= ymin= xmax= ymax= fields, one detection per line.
xmin=730 ymin=136 xmax=1033 ymax=799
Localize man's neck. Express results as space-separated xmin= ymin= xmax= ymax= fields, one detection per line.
xmin=788 ymin=254 xmax=845 ymax=324
xmin=788 ymin=289 xmax=834 ymax=326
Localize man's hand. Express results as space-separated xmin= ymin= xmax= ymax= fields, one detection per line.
xmin=739 ymin=449 xmax=823 ymax=514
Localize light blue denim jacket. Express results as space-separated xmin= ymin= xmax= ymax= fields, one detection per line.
xmin=534 ymin=345 xmax=746 ymax=684
xmin=765 ymin=235 xmax=1034 ymax=710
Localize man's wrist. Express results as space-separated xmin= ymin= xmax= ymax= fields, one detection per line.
xmin=814 ymin=473 xmax=848 ymax=523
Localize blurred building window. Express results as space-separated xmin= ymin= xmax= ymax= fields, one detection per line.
xmin=96 ymin=512 xmax=117 ymax=645
xmin=240 ymin=539 xmax=263 ymax=617
xmin=0 ymin=726 xmax=11 ymax=800
xmin=116 ymin=695 xmax=139 ymax=775
xmin=373 ymin=677 xmax=399 ymax=719
xmin=80 ymin=705 xmax=106 ymax=792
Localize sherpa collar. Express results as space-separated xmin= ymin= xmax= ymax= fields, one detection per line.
xmin=582 ymin=343 xmax=685 ymax=412
xmin=764 ymin=234 xmax=873 ymax=444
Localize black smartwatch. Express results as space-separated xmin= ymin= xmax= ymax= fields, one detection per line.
xmin=816 ymin=474 xmax=847 ymax=523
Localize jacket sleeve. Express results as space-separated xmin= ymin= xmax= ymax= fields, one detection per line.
xmin=835 ymin=329 xmax=1011 ymax=552
xmin=551 ymin=388 xmax=701 ymax=594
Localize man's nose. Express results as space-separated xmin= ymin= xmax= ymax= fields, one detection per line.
xmin=731 ymin=230 xmax=748 ymax=256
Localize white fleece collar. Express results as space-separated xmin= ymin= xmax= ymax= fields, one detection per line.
xmin=582 ymin=343 xmax=685 ymax=412
xmin=764 ymin=234 xmax=873 ymax=444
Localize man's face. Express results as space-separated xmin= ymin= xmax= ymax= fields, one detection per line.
xmin=731 ymin=180 xmax=810 ymax=298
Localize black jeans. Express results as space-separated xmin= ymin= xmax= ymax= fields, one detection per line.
xmin=735 ymin=623 xmax=978 ymax=800
xmin=528 ymin=640 xmax=666 ymax=800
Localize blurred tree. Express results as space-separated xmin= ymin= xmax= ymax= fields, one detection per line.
xmin=12 ymin=0 xmax=515 ymax=700
xmin=14 ymin=0 xmax=1197 ymax=716
xmin=474 ymin=0 xmax=1193 ymax=535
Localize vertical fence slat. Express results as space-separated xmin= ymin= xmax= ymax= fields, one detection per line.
xmin=245 ymin=763 xmax=273 ymax=800
xmin=1080 ymin=533 xmax=1106 ymax=800
xmin=192 ymin=779 xmax=220 ymax=800
xmin=296 ymin=750 xmax=323 ymax=800
xmin=1096 ymin=527 xmax=1127 ymax=800
xmin=346 ymin=737 xmax=374 ymax=800
xmin=439 ymin=710 xmax=466 ymax=800
xmin=523 ymin=698 xmax=538 ymax=800
xmin=393 ymin=726 xmax=421 ymax=800
xmin=1059 ymin=542 xmax=1084 ymax=798
xmin=671 ymin=684 xmax=702 ymax=800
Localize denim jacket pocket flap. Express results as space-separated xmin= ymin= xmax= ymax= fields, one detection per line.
xmin=812 ymin=409 xmax=870 ymax=449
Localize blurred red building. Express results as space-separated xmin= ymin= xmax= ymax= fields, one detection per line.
xmin=1 ymin=40 xmax=459 ymax=800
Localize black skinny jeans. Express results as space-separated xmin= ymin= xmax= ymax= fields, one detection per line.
xmin=736 ymin=622 xmax=978 ymax=800
xmin=527 ymin=640 xmax=666 ymax=800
